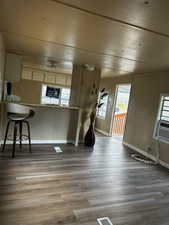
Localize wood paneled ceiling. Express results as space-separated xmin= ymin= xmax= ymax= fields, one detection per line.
xmin=1 ymin=0 xmax=169 ymax=77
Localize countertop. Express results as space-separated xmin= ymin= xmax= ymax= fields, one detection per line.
xmin=5 ymin=102 xmax=80 ymax=110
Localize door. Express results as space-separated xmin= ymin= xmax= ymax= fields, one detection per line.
xmin=111 ymin=84 xmax=131 ymax=141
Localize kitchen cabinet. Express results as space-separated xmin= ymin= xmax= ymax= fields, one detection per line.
xmin=5 ymin=53 xmax=22 ymax=82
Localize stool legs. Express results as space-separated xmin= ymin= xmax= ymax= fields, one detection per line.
xmin=2 ymin=120 xmax=32 ymax=157
xmin=24 ymin=121 xmax=32 ymax=153
xmin=2 ymin=121 xmax=11 ymax=152
xmin=19 ymin=121 xmax=22 ymax=151
xmin=12 ymin=121 xmax=18 ymax=158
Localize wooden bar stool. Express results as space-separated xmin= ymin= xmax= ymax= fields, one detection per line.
xmin=2 ymin=103 xmax=35 ymax=158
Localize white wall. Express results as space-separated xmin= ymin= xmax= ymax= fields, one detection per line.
xmin=95 ymin=75 xmax=132 ymax=134
xmin=96 ymin=72 xmax=169 ymax=166
xmin=124 ymin=72 xmax=169 ymax=165
xmin=70 ymin=65 xmax=101 ymax=139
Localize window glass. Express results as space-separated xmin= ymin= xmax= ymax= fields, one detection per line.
xmin=41 ymin=84 xmax=70 ymax=106
xmin=163 ymin=106 xmax=169 ymax=111
xmin=162 ymin=111 xmax=169 ymax=117
xmin=158 ymin=95 xmax=169 ymax=122
xmin=164 ymin=96 xmax=169 ymax=100
xmin=164 ymin=101 xmax=169 ymax=107
xmin=97 ymin=94 xmax=108 ymax=120
xmin=154 ymin=94 xmax=169 ymax=141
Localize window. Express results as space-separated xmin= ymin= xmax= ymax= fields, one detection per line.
xmin=97 ymin=94 xmax=109 ymax=120
xmin=41 ymin=84 xmax=70 ymax=106
xmin=154 ymin=94 xmax=169 ymax=142
xmin=60 ymin=88 xmax=70 ymax=105
xmin=157 ymin=95 xmax=169 ymax=122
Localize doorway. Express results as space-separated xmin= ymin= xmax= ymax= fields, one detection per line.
xmin=111 ymin=84 xmax=131 ymax=141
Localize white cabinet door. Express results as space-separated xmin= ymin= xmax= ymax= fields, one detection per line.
xmin=55 ymin=74 xmax=66 ymax=85
xmin=45 ymin=72 xmax=56 ymax=83
xmin=5 ymin=53 xmax=22 ymax=82
xmin=22 ymin=69 xmax=32 ymax=80
xmin=32 ymin=71 xmax=44 ymax=81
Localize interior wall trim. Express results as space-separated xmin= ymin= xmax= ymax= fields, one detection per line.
xmin=123 ymin=141 xmax=169 ymax=170
xmin=95 ymin=128 xmax=109 ymax=136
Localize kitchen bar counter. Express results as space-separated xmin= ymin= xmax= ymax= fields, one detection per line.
xmin=20 ymin=102 xmax=79 ymax=110
xmin=3 ymin=102 xmax=82 ymax=146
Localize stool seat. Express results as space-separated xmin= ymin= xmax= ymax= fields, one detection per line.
xmin=2 ymin=103 xmax=35 ymax=158
xmin=8 ymin=114 xmax=28 ymax=121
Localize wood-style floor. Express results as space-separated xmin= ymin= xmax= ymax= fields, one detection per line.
xmin=0 ymin=137 xmax=169 ymax=225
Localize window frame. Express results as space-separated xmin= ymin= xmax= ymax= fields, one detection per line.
xmin=60 ymin=87 xmax=71 ymax=106
xmin=153 ymin=93 xmax=169 ymax=141
xmin=41 ymin=84 xmax=70 ymax=106
xmin=97 ymin=93 xmax=109 ymax=120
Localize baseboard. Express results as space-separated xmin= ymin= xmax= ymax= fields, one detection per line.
xmin=123 ymin=141 xmax=169 ymax=170
xmin=123 ymin=142 xmax=156 ymax=161
xmin=95 ymin=128 xmax=109 ymax=136
xmin=0 ymin=140 xmax=74 ymax=145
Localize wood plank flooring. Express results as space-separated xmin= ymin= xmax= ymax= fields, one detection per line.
xmin=0 ymin=137 xmax=169 ymax=225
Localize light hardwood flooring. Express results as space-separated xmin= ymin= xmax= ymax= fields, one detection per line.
xmin=0 ymin=137 xmax=169 ymax=225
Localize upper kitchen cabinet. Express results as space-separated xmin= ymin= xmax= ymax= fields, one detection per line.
xmin=4 ymin=53 xmax=23 ymax=82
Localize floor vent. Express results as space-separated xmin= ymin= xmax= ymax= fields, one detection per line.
xmin=97 ymin=217 xmax=113 ymax=225
xmin=53 ymin=146 xmax=63 ymax=153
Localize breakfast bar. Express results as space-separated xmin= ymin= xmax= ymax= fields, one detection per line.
xmin=6 ymin=103 xmax=82 ymax=146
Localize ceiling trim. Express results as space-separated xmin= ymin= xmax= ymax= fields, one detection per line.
xmin=52 ymin=0 xmax=169 ymax=39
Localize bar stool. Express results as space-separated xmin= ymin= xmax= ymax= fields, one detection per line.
xmin=2 ymin=103 xmax=35 ymax=158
